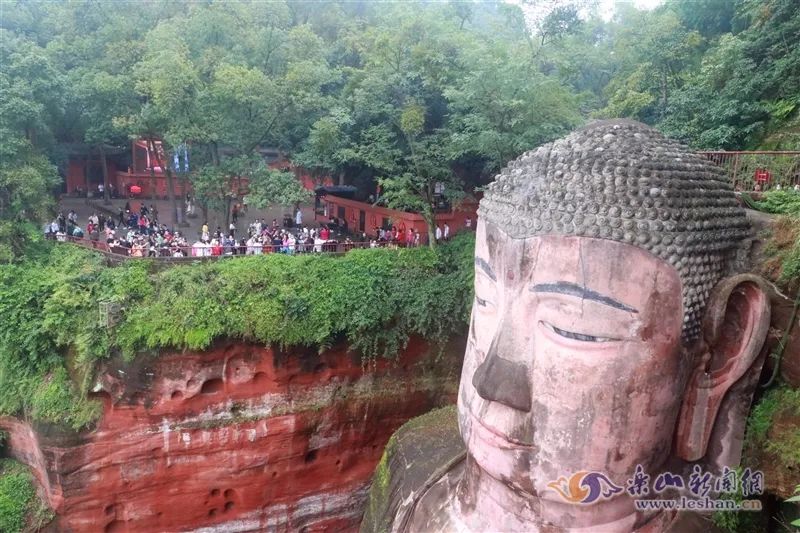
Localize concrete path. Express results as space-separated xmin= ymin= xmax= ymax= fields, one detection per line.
xmin=59 ymin=196 xmax=318 ymax=239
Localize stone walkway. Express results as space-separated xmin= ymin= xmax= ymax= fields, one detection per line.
xmin=58 ymin=196 xmax=318 ymax=240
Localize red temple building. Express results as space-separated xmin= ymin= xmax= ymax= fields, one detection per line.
xmin=63 ymin=139 xmax=478 ymax=239
xmin=314 ymin=191 xmax=478 ymax=241
xmin=65 ymin=140 xmax=193 ymax=199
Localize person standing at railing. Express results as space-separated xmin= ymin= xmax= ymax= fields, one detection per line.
xmin=281 ymin=232 xmax=294 ymax=254
xmin=211 ymin=239 xmax=223 ymax=256
xmin=131 ymin=242 xmax=144 ymax=258
xmin=246 ymin=236 xmax=259 ymax=255
xmin=223 ymin=235 xmax=235 ymax=255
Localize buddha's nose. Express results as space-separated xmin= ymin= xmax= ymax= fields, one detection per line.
xmin=471 ymin=332 xmax=532 ymax=412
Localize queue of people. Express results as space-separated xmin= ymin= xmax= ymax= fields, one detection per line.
xmin=370 ymin=226 xmax=422 ymax=248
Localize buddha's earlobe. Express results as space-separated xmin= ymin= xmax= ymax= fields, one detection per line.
xmin=675 ymin=274 xmax=770 ymax=465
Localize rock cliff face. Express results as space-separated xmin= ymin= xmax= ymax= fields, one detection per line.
xmin=0 ymin=337 xmax=463 ymax=532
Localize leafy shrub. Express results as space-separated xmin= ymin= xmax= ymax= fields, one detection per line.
xmin=758 ymin=216 xmax=800 ymax=288
xmin=0 ymin=459 xmax=37 ymax=533
xmin=0 ymin=234 xmax=475 ymax=430
xmin=754 ymin=190 xmax=800 ymax=217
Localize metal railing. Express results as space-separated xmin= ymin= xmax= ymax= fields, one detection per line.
xmin=699 ymin=151 xmax=800 ymax=191
xmin=56 ymin=235 xmax=423 ymax=260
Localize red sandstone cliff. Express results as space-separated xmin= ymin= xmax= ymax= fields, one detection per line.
xmin=0 ymin=337 xmax=463 ymax=532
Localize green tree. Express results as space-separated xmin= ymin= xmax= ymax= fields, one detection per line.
xmin=597 ymin=6 xmax=704 ymax=123
xmin=659 ymin=0 xmax=800 ymax=149
xmin=0 ymin=30 xmax=62 ymax=259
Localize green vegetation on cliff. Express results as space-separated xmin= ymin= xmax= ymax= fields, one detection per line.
xmin=745 ymin=385 xmax=800 ymax=470
xmin=0 ymin=235 xmax=474 ymax=430
xmin=0 ymin=459 xmax=53 ymax=533
xmin=752 ymin=192 xmax=800 ymax=289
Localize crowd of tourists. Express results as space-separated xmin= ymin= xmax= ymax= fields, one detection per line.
xmin=45 ymin=205 xmax=458 ymax=258
xmin=46 ymin=204 xmax=194 ymax=257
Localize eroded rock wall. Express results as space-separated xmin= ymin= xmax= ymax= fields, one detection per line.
xmin=0 ymin=337 xmax=463 ymax=532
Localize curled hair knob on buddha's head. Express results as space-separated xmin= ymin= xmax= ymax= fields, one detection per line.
xmin=478 ymin=119 xmax=752 ymax=343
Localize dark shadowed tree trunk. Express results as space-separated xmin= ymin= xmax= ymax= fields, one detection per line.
xmin=148 ymin=139 xmax=178 ymax=226
xmin=84 ymin=153 xmax=90 ymax=202
xmin=99 ymin=144 xmax=110 ymax=204
xmin=146 ymin=139 xmax=157 ymax=202
xmin=164 ymin=167 xmax=178 ymax=226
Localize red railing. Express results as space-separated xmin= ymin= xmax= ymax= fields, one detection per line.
xmin=58 ymin=235 xmax=420 ymax=260
xmin=699 ymin=151 xmax=800 ymax=191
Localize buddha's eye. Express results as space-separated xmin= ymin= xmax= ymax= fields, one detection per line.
xmin=541 ymin=321 xmax=615 ymax=343
xmin=476 ymin=296 xmax=488 ymax=307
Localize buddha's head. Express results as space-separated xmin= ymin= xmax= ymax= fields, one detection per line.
xmin=458 ymin=120 xmax=770 ymax=525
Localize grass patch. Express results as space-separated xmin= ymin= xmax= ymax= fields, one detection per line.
xmin=0 ymin=459 xmax=50 ymax=533
xmin=759 ymin=216 xmax=800 ymax=289
xmin=745 ymin=385 xmax=800 ymax=469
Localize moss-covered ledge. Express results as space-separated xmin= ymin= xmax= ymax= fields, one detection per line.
xmin=0 ymin=235 xmax=475 ymax=431
xmin=360 ymin=405 xmax=462 ymax=533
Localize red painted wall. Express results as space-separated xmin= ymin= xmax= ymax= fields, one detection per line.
xmin=65 ymin=158 xmax=119 ymax=195
xmin=315 ymin=195 xmax=479 ymax=240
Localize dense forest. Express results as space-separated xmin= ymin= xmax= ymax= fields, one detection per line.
xmin=1 ymin=0 xmax=798 ymax=257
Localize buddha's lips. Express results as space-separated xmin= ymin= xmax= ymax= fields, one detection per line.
xmin=469 ymin=411 xmax=534 ymax=449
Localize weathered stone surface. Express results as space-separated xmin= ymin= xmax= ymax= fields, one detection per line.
xmin=0 ymin=337 xmax=462 ymax=532
xmin=479 ymin=119 xmax=752 ymax=342
xmin=360 ymin=406 xmax=463 ymax=533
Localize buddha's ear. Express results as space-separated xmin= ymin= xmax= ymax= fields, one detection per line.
xmin=675 ymin=274 xmax=771 ymax=464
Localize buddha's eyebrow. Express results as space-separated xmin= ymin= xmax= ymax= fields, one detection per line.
xmin=474 ymin=257 xmax=497 ymax=281
xmin=530 ymin=282 xmax=638 ymax=313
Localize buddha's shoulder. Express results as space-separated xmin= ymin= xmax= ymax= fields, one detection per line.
xmin=360 ymin=405 xmax=465 ymax=533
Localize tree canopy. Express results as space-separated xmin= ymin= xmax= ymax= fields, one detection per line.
xmin=1 ymin=0 xmax=798 ymax=256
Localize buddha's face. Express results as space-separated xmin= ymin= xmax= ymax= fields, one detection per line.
xmin=458 ymin=219 xmax=688 ymax=500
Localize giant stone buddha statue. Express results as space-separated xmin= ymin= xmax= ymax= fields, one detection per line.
xmin=361 ymin=120 xmax=771 ymax=532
